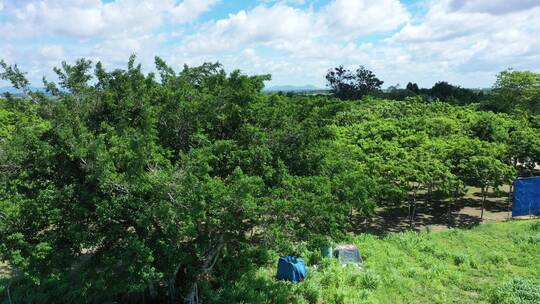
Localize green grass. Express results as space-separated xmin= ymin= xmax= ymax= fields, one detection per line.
xmin=211 ymin=220 xmax=540 ymax=304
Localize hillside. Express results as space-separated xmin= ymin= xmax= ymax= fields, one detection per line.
xmin=211 ymin=220 xmax=540 ymax=304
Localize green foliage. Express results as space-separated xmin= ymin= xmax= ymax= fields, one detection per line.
xmin=490 ymin=278 xmax=540 ymax=304
xmin=485 ymin=69 xmax=540 ymax=114
xmin=429 ymin=81 xmax=484 ymax=105
xmin=1 ymin=57 xmax=539 ymax=303
xmin=0 ymin=57 xmax=358 ymax=302
xmin=0 ymin=60 xmax=30 ymax=91
xmin=453 ymin=253 xmax=468 ymax=266
xmin=325 ymin=65 xmax=383 ymax=100
xmin=331 ymin=99 xmax=528 ymax=224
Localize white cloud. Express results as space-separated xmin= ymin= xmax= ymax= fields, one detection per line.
xmin=178 ymin=4 xmax=318 ymax=54
xmin=90 ymin=34 xmax=163 ymax=68
xmin=390 ymin=0 xmax=540 ymax=70
xmin=2 ymin=0 xmax=540 ymax=89
xmin=448 ymin=0 xmax=540 ymax=15
xmin=378 ymin=0 xmax=540 ymax=87
xmin=39 ymin=45 xmax=65 ymax=61
xmin=0 ymin=0 xmax=216 ymax=39
xmin=0 ymin=44 xmax=14 ymax=63
xmin=171 ymin=0 xmax=219 ymax=23
xmin=178 ymin=0 xmax=409 ymax=55
xmin=259 ymin=0 xmax=306 ymax=5
xmin=322 ymin=0 xmax=409 ymax=37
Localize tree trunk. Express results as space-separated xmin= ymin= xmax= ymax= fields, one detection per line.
xmin=364 ymin=215 xmax=373 ymax=232
xmin=447 ymin=185 xmax=458 ymax=226
xmin=185 ymin=282 xmax=199 ymax=304
xmin=409 ymin=189 xmax=417 ymax=229
xmin=507 ymin=183 xmax=513 ymax=220
xmin=146 ymin=282 xmax=157 ymax=304
xmin=7 ymin=280 xmax=12 ymax=304
xmin=168 ymin=278 xmax=176 ymax=304
xmin=480 ymin=187 xmax=486 ymax=222
xmin=447 ymin=201 xmax=452 ymax=226
xmin=184 ymin=236 xmax=225 ymax=304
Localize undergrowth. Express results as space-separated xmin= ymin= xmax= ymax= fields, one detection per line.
xmin=210 ymin=220 xmax=540 ymax=304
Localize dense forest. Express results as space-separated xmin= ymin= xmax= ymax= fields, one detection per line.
xmin=0 ymin=57 xmax=539 ymax=303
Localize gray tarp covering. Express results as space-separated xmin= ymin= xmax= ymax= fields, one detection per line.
xmin=335 ymin=244 xmax=362 ymax=265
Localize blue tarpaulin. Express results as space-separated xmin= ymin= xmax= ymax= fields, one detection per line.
xmin=512 ymin=177 xmax=540 ymax=217
xmin=276 ymin=256 xmax=307 ymax=282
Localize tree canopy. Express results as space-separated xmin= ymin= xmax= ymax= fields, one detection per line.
xmin=1 ymin=58 xmax=539 ymax=303
xmin=485 ymin=69 xmax=540 ymax=114
xmin=325 ymin=65 xmax=383 ymax=100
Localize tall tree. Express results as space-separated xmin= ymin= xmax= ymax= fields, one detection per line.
xmin=459 ymin=156 xmax=515 ymax=221
xmin=488 ymin=69 xmax=540 ymax=114
xmin=326 ymin=65 xmax=383 ymax=100
xmin=354 ymin=66 xmax=384 ymax=97
xmin=406 ymin=82 xmax=420 ymax=94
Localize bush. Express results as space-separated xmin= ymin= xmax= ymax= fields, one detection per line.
xmin=527 ymin=234 xmax=540 ymax=244
xmin=359 ymin=271 xmax=380 ymax=290
xmin=487 ymin=252 xmax=508 ymax=265
xmin=490 ymin=278 xmax=540 ymax=304
xmin=453 ymin=253 xmax=468 ymax=266
xmin=307 ymin=251 xmax=322 ymax=266
xmin=299 ymin=280 xmax=320 ymax=304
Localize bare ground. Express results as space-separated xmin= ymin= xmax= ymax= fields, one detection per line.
xmin=351 ymin=185 xmax=535 ymax=235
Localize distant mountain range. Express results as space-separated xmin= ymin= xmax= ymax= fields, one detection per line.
xmin=263 ymin=85 xmax=326 ymax=92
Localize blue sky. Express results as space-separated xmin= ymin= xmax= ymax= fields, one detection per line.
xmin=1 ymin=0 xmax=540 ymax=89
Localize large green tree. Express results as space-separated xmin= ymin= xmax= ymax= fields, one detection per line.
xmin=487 ymin=69 xmax=540 ymax=114
xmin=325 ymin=65 xmax=383 ymax=100
xmin=0 ymin=57 xmax=357 ymax=303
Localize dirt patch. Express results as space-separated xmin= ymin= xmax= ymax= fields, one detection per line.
xmin=352 ymin=186 xmax=516 ymax=235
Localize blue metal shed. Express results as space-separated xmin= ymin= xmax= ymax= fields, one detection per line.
xmin=512 ymin=176 xmax=540 ymax=217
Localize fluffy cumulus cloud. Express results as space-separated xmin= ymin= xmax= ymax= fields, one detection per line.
xmin=171 ymin=0 xmax=220 ymax=23
xmin=448 ymin=0 xmax=540 ymax=15
xmin=390 ymin=0 xmax=540 ymax=81
xmin=180 ymin=0 xmax=409 ymax=53
xmin=174 ymin=0 xmax=540 ymax=87
xmin=1 ymin=0 xmax=539 ymax=88
xmin=39 ymin=45 xmax=65 ymax=61
xmin=178 ymin=4 xmax=318 ymax=54
xmin=322 ymin=0 xmax=409 ymax=37
xmin=0 ymin=0 xmax=218 ymax=39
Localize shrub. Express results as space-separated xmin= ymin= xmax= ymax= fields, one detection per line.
xmin=308 ymin=251 xmax=322 ymax=266
xmin=527 ymin=234 xmax=540 ymax=244
xmin=469 ymin=258 xmax=479 ymax=269
xmin=359 ymin=271 xmax=380 ymax=290
xmin=490 ymin=278 xmax=540 ymax=304
xmin=487 ymin=252 xmax=508 ymax=265
xmin=299 ymin=280 xmax=320 ymax=304
xmin=453 ymin=253 xmax=468 ymax=266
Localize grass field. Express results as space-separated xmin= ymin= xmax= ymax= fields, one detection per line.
xmin=211 ymin=219 xmax=540 ymax=304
